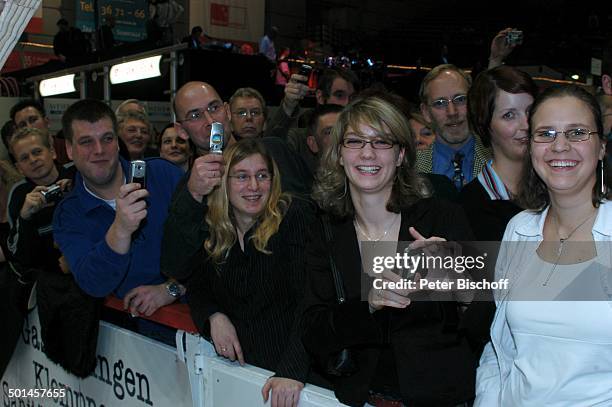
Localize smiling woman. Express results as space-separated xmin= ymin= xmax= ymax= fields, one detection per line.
xmin=475 ymin=85 xmax=612 ymax=407
xmin=460 ymin=66 xmax=538 ymax=241
xmin=117 ymin=111 xmax=152 ymax=160
xmin=157 ymin=123 xmax=193 ymax=172
xmin=303 ymin=96 xmax=479 ymax=406
xmin=188 ymin=138 xmax=315 ymax=407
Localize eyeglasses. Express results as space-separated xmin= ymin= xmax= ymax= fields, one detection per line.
xmin=531 ymin=128 xmax=598 ymax=143
xmin=430 ymin=94 xmax=467 ymax=110
xmin=341 ymin=137 xmax=395 ymax=149
xmin=179 ymin=102 xmax=224 ymax=123
xmin=232 ymin=109 xmax=263 ymax=119
xmin=228 ymin=171 xmax=272 ymax=184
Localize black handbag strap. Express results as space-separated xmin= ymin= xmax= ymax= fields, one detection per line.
xmin=321 ymin=215 xmax=346 ymax=304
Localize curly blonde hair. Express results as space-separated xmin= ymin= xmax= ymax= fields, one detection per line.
xmin=312 ymin=96 xmax=430 ymax=219
xmin=205 ymin=139 xmax=291 ymax=263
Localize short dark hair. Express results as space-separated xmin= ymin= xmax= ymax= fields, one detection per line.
xmin=229 ymin=87 xmax=267 ymax=118
xmin=56 ymin=18 xmax=68 ymax=26
xmin=10 ymin=100 xmax=45 ymax=121
xmin=62 ymin=99 xmax=117 ymax=143
xmin=317 ymin=68 xmax=360 ymax=99
xmin=157 ymin=122 xmax=196 ymax=166
xmin=518 ymin=85 xmax=607 ymax=210
xmin=307 ymin=104 xmax=343 ymax=136
xmin=468 ymin=66 xmax=538 ymax=147
xmin=191 ymin=26 xmax=203 ymax=35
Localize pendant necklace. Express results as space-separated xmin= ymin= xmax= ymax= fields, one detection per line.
xmin=354 ymin=213 xmax=400 ymax=242
xmin=542 ymin=210 xmax=596 ymax=287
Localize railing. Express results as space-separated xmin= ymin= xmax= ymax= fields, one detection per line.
xmin=2 ymin=298 xmax=346 ymax=406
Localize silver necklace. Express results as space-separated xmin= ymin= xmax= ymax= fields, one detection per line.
xmin=354 ymin=214 xmax=400 ymax=242
xmin=542 ymin=210 xmax=596 ymax=286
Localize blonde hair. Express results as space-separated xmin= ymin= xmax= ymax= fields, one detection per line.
xmin=205 ymin=138 xmax=291 ymax=264
xmin=312 ymin=96 xmax=430 ymax=219
xmin=9 ymin=127 xmax=52 ymax=156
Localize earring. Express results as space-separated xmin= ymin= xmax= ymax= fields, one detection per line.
xmin=599 ymin=159 xmax=606 ymax=197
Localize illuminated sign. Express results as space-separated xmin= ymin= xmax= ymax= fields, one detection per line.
xmin=39 ymin=74 xmax=76 ymax=96
xmin=109 ymin=55 xmax=162 ymax=84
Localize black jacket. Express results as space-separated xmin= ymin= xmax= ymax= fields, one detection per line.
xmin=189 ymin=198 xmax=314 ymax=382
xmin=302 ymin=198 xmax=477 ymax=406
xmin=7 ymin=163 xmax=76 ymax=274
xmin=458 ymin=178 xmax=522 ymax=241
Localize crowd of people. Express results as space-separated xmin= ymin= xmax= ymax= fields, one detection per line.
xmin=0 ymin=26 xmax=611 ymax=407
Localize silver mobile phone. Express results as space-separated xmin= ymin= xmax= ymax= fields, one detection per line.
xmin=130 ymin=160 xmax=146 ymax=188
xmin=209 ymin=122 xmax=224 ymax=154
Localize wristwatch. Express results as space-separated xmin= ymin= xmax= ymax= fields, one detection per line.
xmin=165 ymin=281 xmax=182 ymax=298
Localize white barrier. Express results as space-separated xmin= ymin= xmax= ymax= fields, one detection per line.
xmin=2 ymin=309 xmax=346 ymax=407
xmin=176 ymin=331 xmax=346 ymax=407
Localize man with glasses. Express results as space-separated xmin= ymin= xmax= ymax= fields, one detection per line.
xmin=228 ymin=87 xmax=267 ymax=140
xmin=162 ymin=81 xmax=312 ymax=280
xmin=417 ymin=64 xmax=491 ymax=190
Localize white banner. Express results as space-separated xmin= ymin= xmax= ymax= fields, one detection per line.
xmin=1 ymin=310 xmax=192 ymax=407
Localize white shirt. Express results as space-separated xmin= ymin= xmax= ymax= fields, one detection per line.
xmin=475 ymin=201 xmax=612 ymax=407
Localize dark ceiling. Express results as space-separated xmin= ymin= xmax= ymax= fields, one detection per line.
xmin=303 ymin=0 xmax=611 ymax=75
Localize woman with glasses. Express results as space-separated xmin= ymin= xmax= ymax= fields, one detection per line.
xmin=188 ymin=138 xmax=314 ymax=407
xmin=475 ymin=85 xmax=612 ymax=406
xmin=460 ymin=66 xmax=538 ymax=241
xmin=302 ymin=96 xmax=478 ymax=406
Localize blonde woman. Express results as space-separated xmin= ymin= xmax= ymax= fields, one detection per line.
xmin=188 ymin=138 xmax=314 ymax=407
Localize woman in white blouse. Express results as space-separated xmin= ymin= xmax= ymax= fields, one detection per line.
xmin=475 ymin=85 xmax=612 ymax=406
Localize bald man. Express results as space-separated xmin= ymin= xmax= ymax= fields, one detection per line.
xmin=162 ymin=81 xmax=311 ymax=279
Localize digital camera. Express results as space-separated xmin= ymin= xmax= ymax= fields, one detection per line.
xmin=41 ymin=184 xmax=63 ymax=204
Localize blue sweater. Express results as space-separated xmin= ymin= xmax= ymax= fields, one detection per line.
xmin=53 ymin=157 xmax=183 ymax=298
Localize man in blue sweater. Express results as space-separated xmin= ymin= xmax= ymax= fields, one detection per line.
xmin=53 ymin=100 xmax=184 ymax=317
